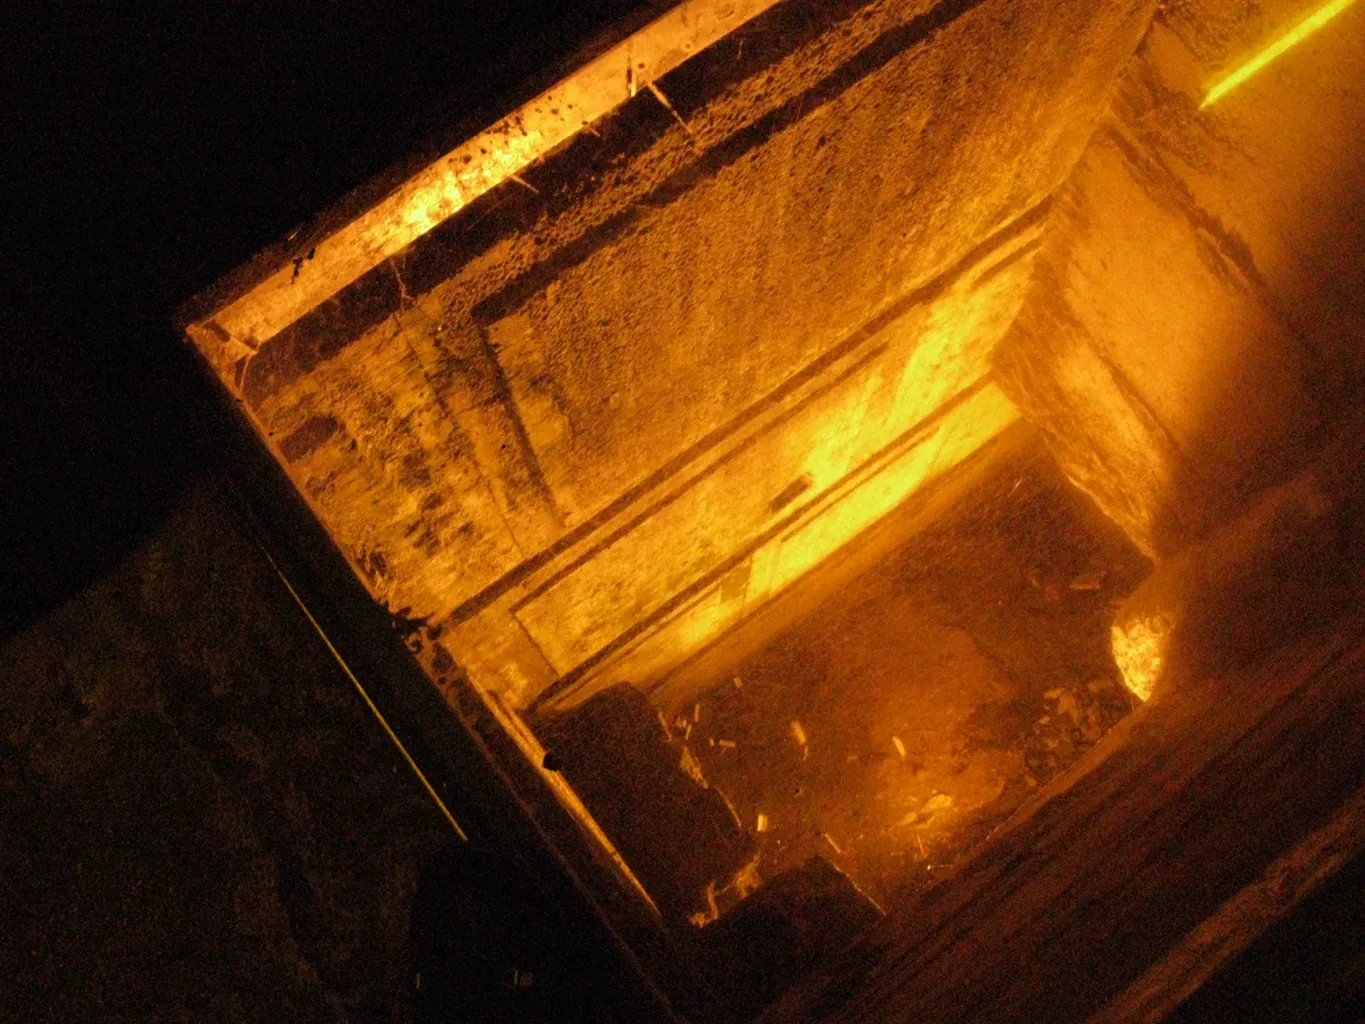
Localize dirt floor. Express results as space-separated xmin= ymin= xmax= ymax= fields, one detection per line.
xmin=680 ymin=440 xmax=1151 ymax=910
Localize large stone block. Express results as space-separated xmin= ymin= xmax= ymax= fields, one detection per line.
xmin=187 ymin=0 xmax=1160 ymax=669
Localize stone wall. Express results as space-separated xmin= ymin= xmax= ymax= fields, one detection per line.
xmin=996 ymin=0 xmax=1365 ymax=558
xmin=0 ymin=484 xmax=451 ymax=1022
xmin=190 ymin=0 xmax=1158 ymax=707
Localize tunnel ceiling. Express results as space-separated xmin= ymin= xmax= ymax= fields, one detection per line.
xmin=184 ymin=0 xmax=1162 ymax=711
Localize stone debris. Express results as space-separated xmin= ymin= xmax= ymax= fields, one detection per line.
xmin=1081 ymin=706 xmax=1106 ymax=743
xmin=693 ymin=857 xmax=882 ymax=1023
xmin=1069 ymin=569 xmax=1106 ymax=591
xmin=1055 ymin=690 xmax=1082 ymax=725
xmin=718 ymin=788 xmax=744 ymax=830
xmin=679 ymin=744 xmax=707 ymax=786
xmin=539 ymin=684 xmax=756 ymax=925
xmin=921 ymin=793 xmax=953 ymax=814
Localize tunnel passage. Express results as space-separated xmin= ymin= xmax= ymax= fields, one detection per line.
xmin=529 ymin=429 xmax=1151 ymax=918
xmin=180 ymin=0 xmax=1163 ymax=1011
xmin=174 ymin=0 xmax=1365 ymax=1017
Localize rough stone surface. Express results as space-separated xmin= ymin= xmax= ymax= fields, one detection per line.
xmin=0 ymin=482 xmax=450 ymax=1023
xmin=187 ymin=0 xmax=1158 ymax=706
xmin=997 ymin=0 xmax=1365 ymax=558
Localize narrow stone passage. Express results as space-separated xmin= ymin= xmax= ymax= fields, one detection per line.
xmin=680 ymin=439 xmax=1149 ymax=908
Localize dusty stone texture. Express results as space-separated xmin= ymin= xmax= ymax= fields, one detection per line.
xmin=479 ymin=0 xmax=1156 ymax=526
xmin=672 ymin=436 xmax=1148 ymax=910
xmin=994 ymin=125 xmax=1318 ymax=556
xmin=995 ymin=246 xmax=1208 ymax=558
xmin=0 ymin=482 xmax=449 ymax=1023
xmin=1113 ymin=404 xmax=1365 ymax=701
xmin=997 ymin=0 xmax=1365 ymax=558
xmin=202 ymin=0 xmax=1157 ymax=703
xmin=757 ymin=603 xmax=1365 ymax=1024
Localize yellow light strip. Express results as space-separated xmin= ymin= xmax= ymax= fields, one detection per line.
xmin=251 ymin=528 xmax=469 ymax=842
xmin=1202 ymin=0 xmax=1359 ymax=109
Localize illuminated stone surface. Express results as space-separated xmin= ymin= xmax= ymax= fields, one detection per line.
xmin=188 ymin=0 xmax=1158 ymax=709
xmin=997 ymin=0 xmax=1365 ymax=558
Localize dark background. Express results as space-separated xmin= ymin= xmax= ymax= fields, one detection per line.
xmin=1 ymin=0 xmax=654 ymax=636
xmin=0 ymin=6 xmax=651 ymax=1021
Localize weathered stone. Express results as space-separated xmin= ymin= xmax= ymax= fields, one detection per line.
xmin=185 ymin=0 xmax=1160 ymax=706
xmin=693 ymin=856 xmax=883 ymax=1023
xmin=538 ymin=683 xmax=758 ymax=925
xmin=998 ymin=0 xmax=1365 ymax=562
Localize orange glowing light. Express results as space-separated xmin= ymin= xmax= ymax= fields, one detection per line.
xmin=1111 ymin=615 xmax=1171 ymax=702
xmin=1202 ymin=0 xmax=1359 ymax=109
